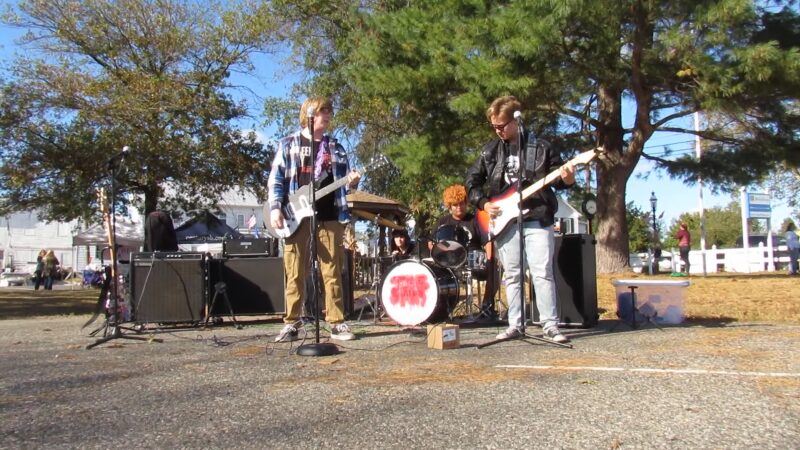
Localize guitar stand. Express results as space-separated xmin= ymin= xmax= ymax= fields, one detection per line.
xmin=611 ymin=285 xmax=664 ymax=332
xmin=204 ymin=281 xmax=242 ymax=329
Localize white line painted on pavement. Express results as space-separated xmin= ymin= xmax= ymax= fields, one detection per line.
xmin=496 ymin=365 xmax=800 ymax=378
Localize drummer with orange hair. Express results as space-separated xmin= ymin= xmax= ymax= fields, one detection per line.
xmin=431 ymin=184 xmax=498 ymax=319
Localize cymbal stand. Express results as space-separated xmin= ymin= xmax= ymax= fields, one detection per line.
xmin=451 ymin=268 xmax=476 ymax=320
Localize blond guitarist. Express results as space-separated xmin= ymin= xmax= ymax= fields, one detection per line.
xmin=465 ymin=95 xmax=575 ymax=343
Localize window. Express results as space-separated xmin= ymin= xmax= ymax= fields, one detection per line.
xmin=237 ymin=214 xmax=245 ymax=228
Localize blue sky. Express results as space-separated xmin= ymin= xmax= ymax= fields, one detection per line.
xmin=1 ymin=17 xmax=792 ymax=232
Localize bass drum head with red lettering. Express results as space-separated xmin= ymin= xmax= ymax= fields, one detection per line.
xmin=379 ymin=260 xmax=457 ymax=326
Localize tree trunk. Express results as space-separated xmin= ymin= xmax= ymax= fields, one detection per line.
xmin=594 ymin=83 xmax=639 ymax=273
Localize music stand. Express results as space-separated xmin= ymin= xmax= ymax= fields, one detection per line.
xmin=87 ymin=148 xmax=161 ymax=349
xmin=478 ymin=124 xmax=571 ymax=350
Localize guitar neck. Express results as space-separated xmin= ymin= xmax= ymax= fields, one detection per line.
xmin=315 ymin=176 xmax=350 ymax=200
xmin=519 ymin=169 xmax=563 ymax=200
xmin=518 ymin=149 xmax=599 ymax=201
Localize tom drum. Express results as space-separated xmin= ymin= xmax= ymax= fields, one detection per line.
xmin=431 ymin=224 xmax=468 ymax=268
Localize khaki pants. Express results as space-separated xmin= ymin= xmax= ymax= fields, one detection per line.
xmin=282 ymin=220 xmax=345 ymax=324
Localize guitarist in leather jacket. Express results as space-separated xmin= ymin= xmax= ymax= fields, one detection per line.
xmin=267 ymin=96 xmax=361 ymax=343
xmin=465 ymin=95 xmax=575 ymax=343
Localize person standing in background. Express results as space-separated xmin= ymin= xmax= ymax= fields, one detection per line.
xmin=42 ymin=249 xmax=59 ymax=290
xmin=676 ymin=223 xmax=691 ymax=275
xmin=786 ymin=223 xmax=799 ymax=276
xmin=33 ymin=249 xmax=46 ymax=291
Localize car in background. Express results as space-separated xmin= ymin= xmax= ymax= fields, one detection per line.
xmin=638 ymin=251 xmax=675 ymax=273
xmin=0 ymin=271 xmax=30 ymax=287
xmin=736 ymin=235 xmax=787 ymax=247
xmin=629 ymin=254 xmax=644 ymax=273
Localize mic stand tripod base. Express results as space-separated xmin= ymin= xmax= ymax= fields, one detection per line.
xmin=86 ymin=324 xmax=162 ymax=349
xmin=296 ymin=342 xmax=339 ymax=356
xmin=477 ymin=329 xmax=573 ymax=349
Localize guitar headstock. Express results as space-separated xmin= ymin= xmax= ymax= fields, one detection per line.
xmin=364 ymin=154 xmax=390 ymax=172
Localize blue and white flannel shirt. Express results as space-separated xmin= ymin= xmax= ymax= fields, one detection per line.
xmin=267 ymin=130 xmax=354 ymax=224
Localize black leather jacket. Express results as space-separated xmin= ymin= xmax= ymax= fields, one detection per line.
xmin=465 ymin=132 xmax=570 ymax=227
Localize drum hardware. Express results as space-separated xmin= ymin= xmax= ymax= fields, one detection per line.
xmin=357 ymin=255 xmax=389 ymax=322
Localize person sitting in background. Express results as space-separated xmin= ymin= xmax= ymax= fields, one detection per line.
xmin=390 ymin=228 xmax=416 ymax=261
xmin=786 ymin=223 xmax=799 ymax=276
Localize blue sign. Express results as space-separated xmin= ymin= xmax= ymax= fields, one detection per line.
xmin=746 ymin=193 xmax=771 ymax=219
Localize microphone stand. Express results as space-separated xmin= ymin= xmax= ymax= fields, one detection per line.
xmin=297 ymin=114 xmax=339 ymax=357
xmin=87 ymin=149 xmax=159 ymax=349
xmin=478 ymin=121 xmax=571 ymax=349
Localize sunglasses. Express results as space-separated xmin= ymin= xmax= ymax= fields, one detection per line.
xmin=490 ymin=119 xmax=512 ymax=131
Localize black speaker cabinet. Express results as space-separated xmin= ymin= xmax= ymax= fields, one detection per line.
xmin=130 ymin=252 xmax=206 ymax=323
xmin=208 ymin=257 xmax=286 ymax=316
xmin=532 ymin=234 xmax=598 ymax=328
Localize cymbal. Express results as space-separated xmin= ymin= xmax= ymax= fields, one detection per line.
xmin=351 ymin=210 xmax=404 ymax=230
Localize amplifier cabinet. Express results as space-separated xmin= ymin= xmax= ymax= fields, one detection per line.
xmin=208 ymin=257 xmax=286 ymax=316
xmin=130 ymin=252 xmax=206 ymax=324
xmin=222 ymin=238 xmax=277 ymax=258
xmin=532 ymin=234 xmax=598 ymax=328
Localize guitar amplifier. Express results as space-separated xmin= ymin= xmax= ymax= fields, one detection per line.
xmin=130 ymin=252 xmax=206 ymax=323
xmin=222 ymin=238 xmax=275 ymax=258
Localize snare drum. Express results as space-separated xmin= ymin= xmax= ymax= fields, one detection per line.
xmin=431 ymin=224 xmax=468 ymax=268
xmin=379 ymin=259 xmax=459 ymax=325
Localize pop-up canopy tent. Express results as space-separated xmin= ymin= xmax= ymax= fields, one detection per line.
xmin=174 ymin=210 xmax=242 ymax=243
xmin=72 ymin=219 xmax=144 ymax=248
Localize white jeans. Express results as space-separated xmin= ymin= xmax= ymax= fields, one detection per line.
xmin=496 ymin=220 xmax=559 ymax=330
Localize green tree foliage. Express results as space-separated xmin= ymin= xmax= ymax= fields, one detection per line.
xmin=663 ymin=202 xmax=748 ymax=249
xmin=627 ymin=202 xmax=652 ymax=254
xmin=264 ymin=0 xmax=800 ymax=271
xmin=0 ymin=0 xmax=278 ymax=222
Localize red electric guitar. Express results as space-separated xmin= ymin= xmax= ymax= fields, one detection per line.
xmin=476 ymin=148 xmax=600 ymax=240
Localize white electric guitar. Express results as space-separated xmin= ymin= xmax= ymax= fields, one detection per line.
xmin=476 ymin=148 xmax=600 ymax=240
xmin=265 ymin=155 xmax=388 ymax=239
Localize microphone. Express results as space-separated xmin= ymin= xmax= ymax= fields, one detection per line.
xmin=513 ymin=111 xmax=524 ymax=131
xmin=307 ymin=106 xmax=316 ymax=118
xmin=108 ymin=145 xmax=130 ymax=166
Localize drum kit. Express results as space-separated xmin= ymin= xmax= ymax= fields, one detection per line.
xmin=375 ymin=224 xmax=489 ymax=326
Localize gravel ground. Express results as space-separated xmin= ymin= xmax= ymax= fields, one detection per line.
xmin=1 ymin=315 xmax=798 ymax=449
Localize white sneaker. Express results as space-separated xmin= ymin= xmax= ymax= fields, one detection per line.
xmin=543 ymin=326 xmax=569 ymax=343
xmin=496 ymin=327 xmax=522 ymax=340
xmin=330 ymin=323 xmax=356 ymax=341
xmin=274 ymin=324 xmax=298 ymax=343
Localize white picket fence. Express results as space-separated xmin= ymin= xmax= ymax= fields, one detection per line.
xmin=680 ymin=244 xmax=793 ymax=274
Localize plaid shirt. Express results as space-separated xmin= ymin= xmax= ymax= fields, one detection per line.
xmin=267 ymin=130 xmax=353 ymax=223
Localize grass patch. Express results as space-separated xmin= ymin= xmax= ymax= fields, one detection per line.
xmin=1 ymin=271 xmax=798 ymax=323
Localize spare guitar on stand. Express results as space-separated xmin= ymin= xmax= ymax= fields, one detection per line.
xmin=87 ymin=147 xmax=162 ymax=349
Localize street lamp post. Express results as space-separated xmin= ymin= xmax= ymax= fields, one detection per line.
xmin=649 ymin=191 xmax=658 ymax=275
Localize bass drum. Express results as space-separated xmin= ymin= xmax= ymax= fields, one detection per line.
xmin=379 ymin=259 xmax=459 ymax=326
